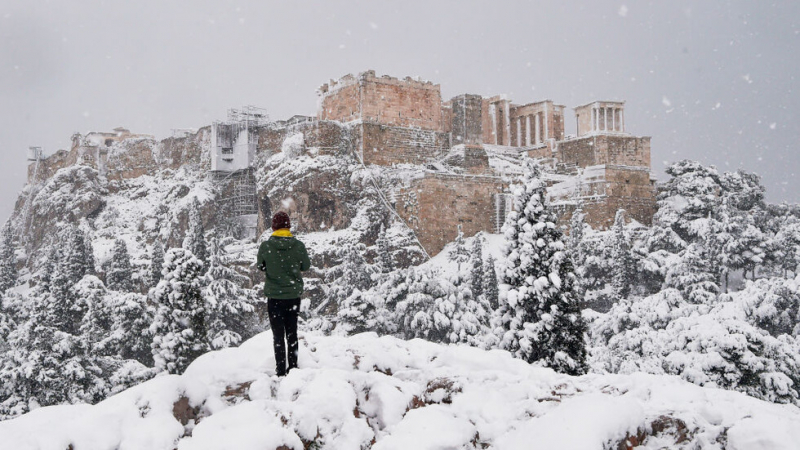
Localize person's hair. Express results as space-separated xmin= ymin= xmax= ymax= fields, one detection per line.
xmin=272 ymin=211 xmax=291 ymax=230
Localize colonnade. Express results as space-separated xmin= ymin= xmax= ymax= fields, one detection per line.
xmin=515 ymin=112 xmax=546 ymax=147
xmin=591 ymin=106 xmax=624 ymax=133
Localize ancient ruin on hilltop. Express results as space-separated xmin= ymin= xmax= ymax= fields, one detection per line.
xmin=24 ymin=70 xmax=656 ymax=257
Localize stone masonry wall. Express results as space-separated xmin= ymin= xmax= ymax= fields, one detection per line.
xmin=450 ymin=94 xmax=483 ymax=146
xmin=318 ymin=72 xmax=443 ymax=131
xmin=557 ymin=135 xmax=651 ymax=168
xmin=395 ymin=173 xmax=505 ymax=256
xmin=318 ymin=83 xmax=361 ymax=124
xmin=359 ymin=123 xmax=450 ymax=166
xmin=552 ymin=165 xmax=655 ymax=230
xmin=360 ymin=78 xmax=442 ymax=130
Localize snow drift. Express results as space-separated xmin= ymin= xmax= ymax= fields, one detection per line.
xmin=1 ymin=332 xmax=799 ymax=450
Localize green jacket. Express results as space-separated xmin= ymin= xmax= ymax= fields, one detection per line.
xmin=256 ymin=234 xmax=311 ymax=299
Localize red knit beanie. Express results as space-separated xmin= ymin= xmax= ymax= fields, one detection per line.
xmin=271 ymin=211 xmax=291 ymax=230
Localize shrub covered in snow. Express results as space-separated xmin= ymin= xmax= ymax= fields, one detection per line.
xmin=590 ymin=283 xmax=800 ymax=405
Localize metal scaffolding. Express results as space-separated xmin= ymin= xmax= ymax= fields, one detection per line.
xmin=231 ymin=169 xmax=257 ymax=216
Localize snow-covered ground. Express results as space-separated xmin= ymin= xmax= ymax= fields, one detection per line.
xmin=1 ymin=332 xmax=798 ymax=450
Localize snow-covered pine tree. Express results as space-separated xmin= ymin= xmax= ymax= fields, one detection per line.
xmin=334 ymin=243 xmax=380 ymax=334
xmin=483 ymin=254 xmax=500 ymax=310
xmin=441 ymin=273 xmax=490 ymax=347
xmin=610 ymin=209 xmax=635 ymax=300
xmin=47 ymin=244 xmax=84 ymax=336
xmin=376 ymin=223 xmax=394 ymax=273
xmin=567 ymin=207 xmax=589 ymax=301
xmin=183 ymin=197 xmax=208 ymax=270
xmin=0 ymin=292 xmax=16 ymax=352
xmin=64 ymin=227 xmax=88 ymax=285
xmin=0 ymin=221 xmax=17 ymax=292
xmin=111 ymin=292 xmax=154 ymax=366
xmin=149 ymin=238 xmax=165 ymax=287
xmin=83 ymin=229 xmax=96 ymax=275
xmin=0 ymin=309 xmax=107 ymax=417
xmin=657 ymin=160 xmax=723 ymax=244
xmin=394 ymin=267 xmax=442 ymax=340
xmin=470 ymin=233 xmax=485 ymax=299
xmin=496 ymin=158 xmax=588 ymax=375
xmin=150 ymin=248 xmax=209 ymax=374
xmin=107 ymin=239 xmax=134 ymax=292
xmin=774 ymin=219 xmax=800 ymax=277
xmin=567 ymin=207 xmax=586 ymax=261
xmin=204 ymin=235 xmax=258 ymax=349
xmin=77 ymin=276 xmax=114 ymax=355
xmin=665 ymin=243 xmax=720 ymax=305
xmin=448 ymin=224 xmax=470 ymax=274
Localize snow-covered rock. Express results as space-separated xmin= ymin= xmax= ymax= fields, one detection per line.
xmin=1 ymin=332 xmax=798 ymax=450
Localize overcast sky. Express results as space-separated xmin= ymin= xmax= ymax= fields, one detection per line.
xmin=1 ymin=0 xmax=798 ymax=218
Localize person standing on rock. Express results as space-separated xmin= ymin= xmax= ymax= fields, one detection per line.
xmin=257 ymin=211 xmax=311 ymax=377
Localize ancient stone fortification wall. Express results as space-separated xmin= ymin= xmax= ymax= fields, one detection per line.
xmin=557 ymin=135 xmax=651 ymax=168
xmin=358 ymin=123 xmax=450 ymax=166
xmin=599 ymin=165 xmax=656 ymax=226
xmin=552 ymin=165 xmax=655 ymax=230
xmin=395 ymin=173 xmax=505 ymax=256
xmin=318 ymin=82 xmax=361 ymax=123
xmin=599 ymin=135 xmax=650 ymax=167
xmin=318 ymin=71 xmax=443 ymax=130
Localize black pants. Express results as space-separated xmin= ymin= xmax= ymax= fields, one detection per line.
xmin=267 ymin=298 xmax=300 ymax=376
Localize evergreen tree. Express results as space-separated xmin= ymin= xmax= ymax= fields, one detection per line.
xmin=64 ymin=227 xmax=88 ymax=285
xmin=448 ymin=224 xmax=470 ymax=273
xmin=150 ymin=248 xmax=209 ymax=374
xmin=204 ymin=236 xmax=258 ymax=349
xmin=83 ymin=230 xmax=96 ymax=275
xmin=0 ymin=221 xmax=17 ymax=292
xmin=77 ymin=276 xmax=113 ymax=355
xmin=394 ymin=267 xmax=444 ymax=340
xmin=107 ymin=239 xmax=134 ymax=292
xmin=376 ymin=223 xmax=394 ymax=273
xmin=656 ymin=160 xmax=723 ymax=243
xmin=150 ymin=239 xmax=165 ymax=287
xmin=665 ymin=243 xmax=720 ymax=305
xmin=483 ymin=255 xmax=500 ymax=310
xmin=332 ymin=244 xmax=378 ymax=334
xmin=183 ymin=198 xmax=208 ymax=269
xmin=496 ymin=158 xmax=588 ymax=375
xmin=610 ymin=209 xmax=635 ymax=299
xmin=46 ymin=245 xmax=84 ymax=335
xmin=34 ymin=251 xmax=55 ymax=294
xmin=470 ymin=233 xmax=485 ymax=299
xmin=441 ymin=274 xmax=489 ymax=346
xmin=111 ymin=292 xmax=154 ymax=366
xmin=567 ymin=207 xmax=588 ymax=301
xmin=567 ymin=207 xmax=586 ymax=262
xmin=774 ymin=219 xmax=800 ymax=277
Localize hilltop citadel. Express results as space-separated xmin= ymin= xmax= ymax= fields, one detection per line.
xmin=24 ymin=70 xmax=656 ymax=256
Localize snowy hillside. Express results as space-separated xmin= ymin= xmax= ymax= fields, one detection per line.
xmin=1 ymin=332 xmax=799 ymax=450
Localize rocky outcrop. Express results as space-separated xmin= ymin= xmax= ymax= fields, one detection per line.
xmin=24 ymin=164 xmax=106 ymax=253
